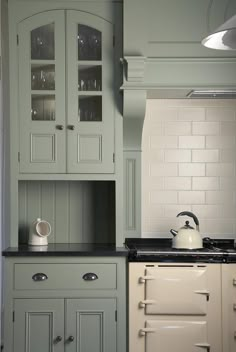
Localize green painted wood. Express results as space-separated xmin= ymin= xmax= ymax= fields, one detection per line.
xmin=14 ymin=263 xmax=117 ymax=290
xmin=18 ymin=10 xmax=66 ymax=173
xmin=14 ymin=298 xmax=64 ymax=352
xmin=66 ymin=10 xmax=114 ymax=174
xmin=66 ymin=298 xmax=116 ymax=352
xmin=18 ymin=180 xmax=115 ymax=244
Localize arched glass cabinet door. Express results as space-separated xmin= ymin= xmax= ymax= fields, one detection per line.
xmin=66 ymin=11 xmax=115 ymax=173
xmin=18 ymin=11 xmax=66 ymax=173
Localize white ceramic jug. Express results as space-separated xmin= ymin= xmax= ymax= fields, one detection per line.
xmin=28 ymin=218 xmax=51 ymax=246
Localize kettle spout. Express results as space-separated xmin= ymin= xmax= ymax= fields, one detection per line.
xmin=170 ymin=229 xmax=178 ymax=237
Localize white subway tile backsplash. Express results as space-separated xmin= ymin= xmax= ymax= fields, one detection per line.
xmin=192 ymin=205 xmax=219 ymax=218
xmin=206 ymin=136 xmax=236 ymax=149
xmin=206 ymin=108 xmax=235 ymax=121
xmin=178 ymin=191 xmax=205 ymax=204
xmin=220 ymin=149 xmax=236 ymax=163
xmin=192 ymin=150 xmax=219 ymax=163
xmin=206 ymin=163 xmax=235 ymax=177
xmin=221 ymin=122 xmax=236 ymax=136
xmin=165 ymin=149 xmax=191 ymax=163
xmin=206 ymin=191 xmax=234 ymax=204
xmin=192 ymin=177 xmax=219 ymax=190
xmin=164 ymin=122 xmax=191 ymax=135
xmin=220 ymin=177 xmax=236 ymax=190
xmin=150 ymin=135 xmax=178 ymax=149
xmin=149 ymin=107 xmax=178 ymax=121
xmin=179 ymin=136 xmax=205 ymax=149
xmin=142 ymin=99 xmax=236 ymax=238
xmin=150 ymin=163 xmax=178 ymax=177
xmin=192 ymin=122 xmax=220 ymax=136
xmin=150 ymin=190 xmax=178 ymax=204
xmin=164 ymin=177 xmax=191 ymax=190
xmin=179 ymin=163 xmax=205 ymax=176
xmin=178 ymin=108 xmax=205 ymax=121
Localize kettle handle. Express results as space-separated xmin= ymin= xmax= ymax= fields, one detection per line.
xmin=177 ymin=211 xmax=199 ymax=230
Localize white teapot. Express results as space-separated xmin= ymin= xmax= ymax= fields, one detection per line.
xmin=170 ymin=211 xmax=203 ymax=249
xmin=28 ymin=218 xmax=51 ymax=246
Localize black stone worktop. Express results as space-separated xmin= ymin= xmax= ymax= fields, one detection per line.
xmin=2 ymin=243 xmax=128 ymax=257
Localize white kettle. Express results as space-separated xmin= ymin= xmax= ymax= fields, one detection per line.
xmin=170 ymin=211 xmax=203 ymax=249
xmin=28 ymin=218 xmax=51 ymax=246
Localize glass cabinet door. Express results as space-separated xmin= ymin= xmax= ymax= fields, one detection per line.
xmin=18 ymin=11 xmax=66 ymax=173
xmin=66 ymin=11 xmax=114 ymax=173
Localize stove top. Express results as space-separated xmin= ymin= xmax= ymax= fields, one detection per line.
xmin=125 ymin=238 xmax=236 ymax=263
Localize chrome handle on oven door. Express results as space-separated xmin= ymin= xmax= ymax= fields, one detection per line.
xmin=139 ymin=300 xmax=156 ymax=308
xmin=83 ymin=273 xmax=98 ymax=281
xmin=139 ymin=275 xmax=155 ymax=283
xmin=139 ymin=328 xmax=156 ymax=336
xmin=32 ymin=273 xmax=48 ymax=282
xmin=195 ymin=343 xmax=210 ymax=352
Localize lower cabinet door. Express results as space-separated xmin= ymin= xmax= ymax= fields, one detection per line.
xmin=65 ymin=298 xmax=117 ymax=352
xmin=143 ymin=320 xmax=209 ymax=352
xmin=14 ymin=299 xmax=64 ymax=352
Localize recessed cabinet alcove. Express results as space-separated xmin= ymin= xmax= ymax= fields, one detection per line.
xmin=18 ymin=180 xmax=115 ymax=244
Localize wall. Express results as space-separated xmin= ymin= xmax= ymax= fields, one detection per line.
xmin=142 ymin=99 xmax=236 ymax=238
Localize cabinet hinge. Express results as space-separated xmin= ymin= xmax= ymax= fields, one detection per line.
xmin=12 ymin=311 xmax=15 ymax=322
xmin=18 ymin=152 xmax=20 ymax=162
xmin=113 ymin=35 xmax=115 ymax=47
xmin=113 ymin=153 xmax=115 ymax=163
xmin=115 ymin=310 xmax=117 ymax=322
xmin=17 ymin=35 xmax=19 ymax=46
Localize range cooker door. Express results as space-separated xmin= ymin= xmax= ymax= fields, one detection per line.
xmin=142 ymin=266 xmax=209 ymax=315
xmin=142 ymin=320 xmax=210 ymax=352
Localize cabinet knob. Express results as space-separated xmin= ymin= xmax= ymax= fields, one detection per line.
xmin=32 ymin=273 xmax=48 ymax=282
xmin=83 ymin=272 xmax=98 ymax=281
xmin=56 ymin=125 xmax=64 ymax=130
xmin=67 ymin=336 xmax=75 ymax=342
xmin=54 ymin=336 xmax=63 ymax=343
xmin=68 ymin=125 xmax=75 ymax=130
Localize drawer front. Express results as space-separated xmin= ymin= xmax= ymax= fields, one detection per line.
xmin=14 ymin=263 xmax=117 ymax=290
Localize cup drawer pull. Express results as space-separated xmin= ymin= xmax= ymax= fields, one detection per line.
xmin=83 ymin=273 xmax=98 ymax=281
xmin=32 ymin=273 xmax=48 ymax=282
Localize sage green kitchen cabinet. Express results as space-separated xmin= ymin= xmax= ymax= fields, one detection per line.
xmin=14 ymin=298 xmax=116 ymax=352
xmin=3 ymin=256 xmax=127 ymax=352
xmin=19 ymin=10 xmax=114 ymax=174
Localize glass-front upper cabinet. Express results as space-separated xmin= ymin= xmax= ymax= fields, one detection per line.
xmin=18 ymin=10 xmax=114 ymax=174
xmin=67 ymin=11 xmax=114 ymax=173
xmin=19 ymin=11 xmax=66 ymax=173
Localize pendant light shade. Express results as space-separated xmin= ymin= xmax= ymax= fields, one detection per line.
xmin=202 ymin=14 xmax=236 ymax=50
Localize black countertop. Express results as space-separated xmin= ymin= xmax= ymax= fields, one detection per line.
xmin=2 ymin=243 xmax=128 ymax=257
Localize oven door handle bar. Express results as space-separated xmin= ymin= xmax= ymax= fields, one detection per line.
xmin=139 ymin=275 xmax=155 ymax=283
xmin=195 ymin=343 xmax=211 ymax=352
xmin=139 ymin=328 xmax=156 ymax=336
xmin=139 ymin=300 xmax=156 ymax=308
xmin=194 ymin=290 xmax=210 ymax=300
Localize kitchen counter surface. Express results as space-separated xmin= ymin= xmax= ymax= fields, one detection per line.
xmin=2 ymin=243 xmax=128 ymax=257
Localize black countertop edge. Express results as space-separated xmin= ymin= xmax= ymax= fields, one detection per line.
xmin=2 ymin=244 xmax=128 ymax=257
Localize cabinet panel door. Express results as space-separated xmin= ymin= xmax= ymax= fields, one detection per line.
xmin=14 ymin=299 xmax=64 ymax=352
xmin=66 ymin=298 xmax=116 ymax=352
xmin=66 ymin=11 xmax=114 ymax=173
xmin=18 ymin=11 xmax=66 ymax=173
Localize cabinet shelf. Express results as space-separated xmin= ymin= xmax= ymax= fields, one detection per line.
xmin=78 ymin=91 xmax=102 ymax=96
xmin=78 ymin=60 xmax=102 ymax=66
xmin=31 ymin=90 xmax=55 ymax=95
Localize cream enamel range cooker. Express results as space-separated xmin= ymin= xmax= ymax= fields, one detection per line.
xmin=126 ymin=238 xmax=236 ymax=352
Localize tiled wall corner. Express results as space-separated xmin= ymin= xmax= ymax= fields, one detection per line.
xmin=142 ymin=99 xmax=236 ymax=238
